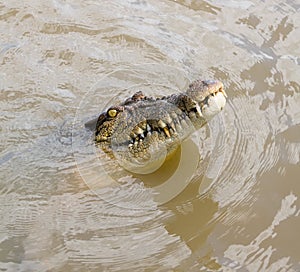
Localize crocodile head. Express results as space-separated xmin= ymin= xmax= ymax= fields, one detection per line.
xmin=95 ymin=79 xmax=227 ymax=173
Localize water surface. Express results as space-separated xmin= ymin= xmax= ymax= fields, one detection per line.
xmin=1 ymin=0 xmax=299 ymax=271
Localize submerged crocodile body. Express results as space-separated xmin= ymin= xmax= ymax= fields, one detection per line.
xmin=95 ymin=79 xmax=227 ymax=173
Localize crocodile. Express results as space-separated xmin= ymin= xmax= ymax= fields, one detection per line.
xmin=94 ymin=79 xmax=227 ymax=174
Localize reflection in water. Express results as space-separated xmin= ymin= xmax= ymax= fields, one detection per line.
xmin=223 ymin=193 xmax=299 ymax=270
xmin=0 ymin=0 xmax=299 ymax=271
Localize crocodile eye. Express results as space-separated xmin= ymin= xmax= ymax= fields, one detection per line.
xmin=107 ymin=109 xmax=117 ymax=118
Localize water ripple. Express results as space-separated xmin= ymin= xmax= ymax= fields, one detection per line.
xmin=1 ymin=0 xmax=299 ymax=270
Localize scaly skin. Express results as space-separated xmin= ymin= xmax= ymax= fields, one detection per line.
xmin=95 ymin=79 xmax=227 ymax=173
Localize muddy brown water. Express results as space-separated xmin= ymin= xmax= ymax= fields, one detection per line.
xmin=1 ymin=0 xmax=299 ymax=271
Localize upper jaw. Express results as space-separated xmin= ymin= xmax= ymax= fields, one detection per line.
xmin=191 ymin=80 xmax=227 ymax=120
xmin=203 ymin=80 xmax=227 ymax=99
xmin=186 ymin=79 xmax=226 ymax=101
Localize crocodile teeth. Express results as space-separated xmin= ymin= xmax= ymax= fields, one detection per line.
xmin=195 ymin=104 xmax=203 ymax=117
xmin=163 ymin=127 xmax=171 ymax=138
xmin=130 ymin=131 xmax=137 ymax=139
xmin=157 ymin=120 xmax=172 ymax=137
xmin=133 ymin=126 xmax=144 ymax=135
xmin=140 ymin=121 xmax=147 ymax=130
xmin=220 ymin=88 xmax=227 ymax=98
xmin=165 ymin=113 xmax=176 ymax=132
xmin=169 ymin=121 xmax=176 ymax=132
xmin=158 ymin=120 xmax=167 ymax=129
